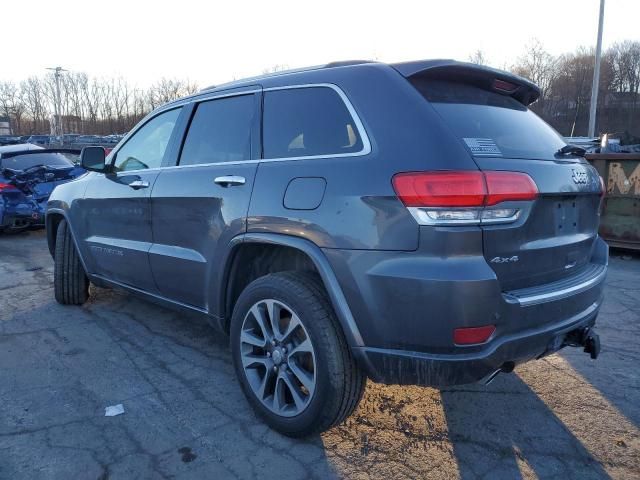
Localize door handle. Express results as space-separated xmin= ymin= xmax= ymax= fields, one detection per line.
xmin=128 ymin=180 xmax=150 ymax=189
xmin=214 ymin=175 xmax=246 ymax=187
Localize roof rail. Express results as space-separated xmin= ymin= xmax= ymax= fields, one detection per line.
xmin=200 ymin=60 xmax=377 ymax=92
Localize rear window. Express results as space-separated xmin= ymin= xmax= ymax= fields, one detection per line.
xmin=263 ymin=87 xmax=363 ymax=159
xmin=0 ymin=152 xmax=75 ymax=170
xmin=411 ymin=79 xmax=566 ymax=160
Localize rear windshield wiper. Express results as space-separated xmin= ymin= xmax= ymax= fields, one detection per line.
xmin=556 ymin=144 xmax=586 ymax=157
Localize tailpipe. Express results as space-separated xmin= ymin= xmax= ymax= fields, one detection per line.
xmin=482 ymin=361 xmax=516 ymax=385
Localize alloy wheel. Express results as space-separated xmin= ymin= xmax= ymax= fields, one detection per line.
xmin=239 ymin=299 xmax=317 ymax=417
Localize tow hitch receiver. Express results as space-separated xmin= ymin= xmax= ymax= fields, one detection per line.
xmin=565 ymin=327 xmax=601 ymax=359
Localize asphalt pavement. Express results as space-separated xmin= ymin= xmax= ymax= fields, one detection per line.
xmin=1 ymin=230 xmax=638 ymax=479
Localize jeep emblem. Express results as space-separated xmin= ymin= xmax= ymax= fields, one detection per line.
xmin=572 ymin=169 xmax=588 ymax=184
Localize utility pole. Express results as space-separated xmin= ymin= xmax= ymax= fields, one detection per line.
xmin=588 ymin=0 xmax=605 ymax=138
xmin=46 ymin=66 xmax=67 ymax=142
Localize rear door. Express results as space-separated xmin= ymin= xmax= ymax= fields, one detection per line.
xmin=80 ymin=107 xmax=182 ymax=292
xmin=149 ymin=90 xmax=260 ymax=308
xmin=411 ymin=78 xmax=603 ymax=291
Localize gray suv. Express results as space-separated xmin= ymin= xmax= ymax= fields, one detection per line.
xmin=46 ymin=60 xmax=607 ymax=437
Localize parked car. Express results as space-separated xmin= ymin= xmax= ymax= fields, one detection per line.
xmin=46 ymin=59 xmax=607 ymax=437
xmin=62 ymin=133 xmax=81 ymax=144
xmin=26 ymin=135 xmax=54 ymax=147
xmin=75 ymin=135 xmax=106 ymax=145
xmin=0 ymin=135 xmax=22 ymax=146
xmin=0 ymin=144 xmax=84 ymax=233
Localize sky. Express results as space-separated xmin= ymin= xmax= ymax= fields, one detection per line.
xmin=2 ymin=0 xmax=639 ymax=88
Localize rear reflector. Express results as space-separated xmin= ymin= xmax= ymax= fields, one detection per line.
xmin=392 ymin=171 xmax=538 ymax=208
xmin=454 ymin=325 xmax=496 ymax=345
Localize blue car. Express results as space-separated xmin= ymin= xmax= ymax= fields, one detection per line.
xmin=0 ymin=144 xmax=85 ymax=233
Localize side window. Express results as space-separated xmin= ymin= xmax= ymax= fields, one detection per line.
xmin=263 ymin=87 xmax=363 ymax=159
xmin=179 ymin=94 xmax=254 ymax=165
xmin=113 ymin=108 xmax=181 ymax=172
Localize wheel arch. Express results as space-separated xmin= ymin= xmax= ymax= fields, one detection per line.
xmin=219 ymin=233 xmax=364 ymax=348
xmin=46 ymin=209 xmax=67 ymax=257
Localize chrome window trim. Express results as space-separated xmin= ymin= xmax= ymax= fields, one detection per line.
xmin=194 ymin=89 xmax=261 ymax=102
xmin=109 ymin=83 xmax=371 ymax=174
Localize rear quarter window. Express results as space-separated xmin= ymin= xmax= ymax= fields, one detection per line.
xmin=263 ymin=87 xmax=364 ymax=159
xmin=411 ymin=79 xmax=566 ymax=160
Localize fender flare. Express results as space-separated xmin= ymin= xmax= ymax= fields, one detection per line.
xmin=220 ymin=232 xmax=365 ymax=348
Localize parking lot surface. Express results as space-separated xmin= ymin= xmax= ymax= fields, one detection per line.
xmin=1 ymin=231 xmax=639 ymax=479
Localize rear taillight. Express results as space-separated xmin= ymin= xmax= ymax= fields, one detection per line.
xmin=392 ymin=170 xmax=538 ymax=225
xmin=392 ymin=171 xmax=486 ymax=207
xmin=484 ymin=171 xmax=537 ymax=205
xmin=0 ymin=183 xmax=19 ymax=193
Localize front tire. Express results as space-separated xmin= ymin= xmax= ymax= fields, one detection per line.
xmin=54 ymin=219 xmax=89 ymax=305
xmin=230 ymin=272 xmax=366 ymax=437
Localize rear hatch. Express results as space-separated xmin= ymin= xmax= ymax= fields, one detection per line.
xmin=402 ymin=62 xmax=603 ymax=291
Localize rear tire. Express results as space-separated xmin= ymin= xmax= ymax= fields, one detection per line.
xmin=54 ymin=219 xmax=89 ymax=305
xmin=230 ymin=271 xmax=366 ymax=437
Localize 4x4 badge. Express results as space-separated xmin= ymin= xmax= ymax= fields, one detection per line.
xmin=572 ymin=169 xmax=588 ymax=184
xmin=490 ymin=256 xmax=519 ymax=264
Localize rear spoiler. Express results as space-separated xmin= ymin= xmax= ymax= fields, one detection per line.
xmin=392 ymin=59 xmax=541 ymax=106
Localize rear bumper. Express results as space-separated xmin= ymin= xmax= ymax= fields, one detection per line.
xmin=325 ymin=236 xmax=608 ymax=386
xmin=0 ymin=198 xmax=45 ymax=229
xmin=353 ymin=298 xmax=601 ymax=386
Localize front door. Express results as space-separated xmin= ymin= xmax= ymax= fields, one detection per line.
xmin=80 ymin=107 xmax=183 ymax=293
xmin=149 ymin=91 xmax=260 ymax=308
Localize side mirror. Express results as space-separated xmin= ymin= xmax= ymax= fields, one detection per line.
xmin=80 ymin=146 xmax=107 ymax=172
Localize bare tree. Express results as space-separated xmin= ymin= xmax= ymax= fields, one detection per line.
xmin=0 ymin=81 xmax=25 ymax=133
xmin=468 ymin=50 xmax=487 ymax=66
xmin=512 ymin=39 xmax=558 ymax=110
xmin=609 ymin=41 xmax=640 ymax=100
xmin=148 ymin=78 xmax=197 ymax=108
xmin=20 ymin=77 xmax=49 ymax=134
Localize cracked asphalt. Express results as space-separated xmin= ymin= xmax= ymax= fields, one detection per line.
xmin=1 ymin=230 xmax=639 ymax=479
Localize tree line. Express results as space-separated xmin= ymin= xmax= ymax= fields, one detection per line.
xmin=0 ymin=75 xmax=198 ymax=136
xmin=1 ymin=40 xmax=639 ymax=140
xmin=478 ymin=39 xmax=640 ymax=141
